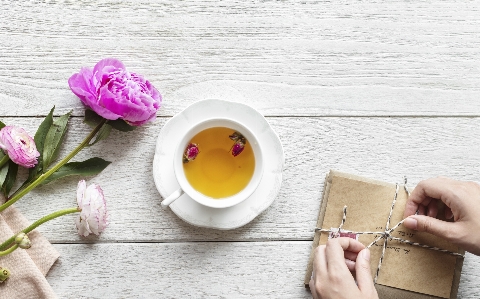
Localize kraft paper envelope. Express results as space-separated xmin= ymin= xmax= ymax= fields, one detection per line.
xmin=304 ymin=171 xmax=464 ymax=299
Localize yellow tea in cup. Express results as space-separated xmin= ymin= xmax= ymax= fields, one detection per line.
xmin=182 ymin=127 xmax=255 ymax=199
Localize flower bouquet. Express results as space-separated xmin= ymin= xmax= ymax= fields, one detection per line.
xmin=0 ymin=58 xmax=161 ymax=295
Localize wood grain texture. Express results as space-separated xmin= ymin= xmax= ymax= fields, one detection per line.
xmin=2 ymin=0 xmax=480 ymax=297
xmin=45 ymin=242 xmax=480 ymax=299
xmin=1 ymin=1 xmax=480 ymax=116
xmin=0 ymin=116 xmax=477 ymax=242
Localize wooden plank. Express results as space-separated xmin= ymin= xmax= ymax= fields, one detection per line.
xmin=0 ymin=116 xmax=477 ymax=242
xmin=1 ymin=1 xmax=480 ymax=116
xmin=46 ymin=242 xmax=480 ymax=298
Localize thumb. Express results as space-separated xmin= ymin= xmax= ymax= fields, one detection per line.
xmin=403 ymin=215 xmax=456 ymax=240
xmin=355 ymin=248 xmax=376 ymax=295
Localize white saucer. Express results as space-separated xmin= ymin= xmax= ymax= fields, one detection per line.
xmin=152 ymin=99 xmax=284 ymax=230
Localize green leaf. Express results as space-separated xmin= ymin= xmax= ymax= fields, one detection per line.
xmin=0 ymin=161 xmax=8 ymax=187
xmin=89 ymin=123 xmax=112 ymax=146
xmin=40 ymin=157 xmax=111 ymax=185
xmin=84 ymin=109 xmax=105 ymax=128
xmin=0 ymin=121 xmax=5 ymax=129
xmin=109 ymin=119 xmax=136 ymax=132
xmin=2 ymin=160 xmax=17 ymax=197
xmin=43 ymin=111 xmax=72 ymax=169
xmin=30 ymin=106 xmax=55 ymax=177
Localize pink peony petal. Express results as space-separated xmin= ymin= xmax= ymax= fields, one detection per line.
xmin=93 ymin=58 xmax=125 ymax=86
xmin=98 ymin=78 xmax=159 ymax=126
xmin=68 ymin=67 xmax=96 ymax=105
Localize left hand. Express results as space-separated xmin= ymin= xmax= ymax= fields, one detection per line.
xmin=309 ymin=237 xmax=378 ymax=299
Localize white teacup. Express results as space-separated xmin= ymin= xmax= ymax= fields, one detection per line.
xmin=161 ymin=118 xmax=264 ymax=209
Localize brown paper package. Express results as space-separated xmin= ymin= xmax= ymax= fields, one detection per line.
xmin=304 ymin=170 xmax=464 ymax=299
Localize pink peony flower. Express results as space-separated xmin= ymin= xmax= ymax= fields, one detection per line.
xmin=75 ymin=180 xmax=108 ymax=237
xmin=183 ymin=143 xmax=199 ymax=163
xmin=68 ymin=58 xmax=162 ymax=126
xmin=0 ymin=126 xmax=39 ymax=168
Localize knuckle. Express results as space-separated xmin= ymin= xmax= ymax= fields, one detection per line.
xmin=440 ymin=186 xmax=458 ymax=206
xmin=417 ymin=179 xmax=429 ymax=189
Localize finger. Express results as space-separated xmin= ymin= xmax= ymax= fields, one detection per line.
xmin=418 ymin=204 xmax=426 ymax=216
xmin=309 ymin=279 xmax=320 ymax=299
xmin=404 ymin=185 xmax=432 ymax=217
xmin=344 ymin=250 xmax=359 ymax=262
xmin=313 ymin=245 xmax=327 ymax=279
xmin=403 ymin=215 xmax=459 ymax=241
xmin=427 ymin=200 xmax=438 ymax=218
xmin=345 ymin=258 xmax=356 ymax=271
xmin=404 ymin=177 xmax=457 ymax=218
xmin=325 ymin=238 xmax=365 ymax=270
xmin=405 ymin=195 xmax=433 ymax=217
xmin=311 ymin=246 xmax=325 ymax=299
xmin=445 ymin=207 xmax=453 ymax=219
xmin=355 ymin=248 xmax=377 ymax=295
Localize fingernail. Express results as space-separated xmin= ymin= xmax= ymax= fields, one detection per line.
xmin=446 ymin=210 xmax=454 ymax=219
xmin=361 ymin=248 xmax=370 ymax=262
xmin=404 ymin=217 xmax=418 ymax=230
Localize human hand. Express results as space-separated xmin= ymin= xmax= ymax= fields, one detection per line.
xmin=309 ymin=237 xmax=378 ymax=299
xmin=403 ymin=177 xmax=480 ymax=255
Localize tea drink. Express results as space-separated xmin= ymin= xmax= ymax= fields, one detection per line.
xmin=183 ymin=127 xmax=255 ymax=199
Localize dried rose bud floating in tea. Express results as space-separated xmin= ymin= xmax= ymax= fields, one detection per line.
xmin=183 ymin=143 xmax=200 ymax=163
xmin=229 ymin=132 xmax=246 ymax=157
xmin=182 ymin=127 xmax=255 ymax=199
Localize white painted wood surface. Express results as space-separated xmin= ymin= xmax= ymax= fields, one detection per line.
xmin=1 ymin=0 xmax=480 ymax=298
xmin=46 ymin=243 xmax=480 ymax=299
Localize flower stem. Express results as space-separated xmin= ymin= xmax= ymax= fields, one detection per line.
xmin=0 ymin=244 xmax=18 ymax=256
xmin=0 ymin=154 xmax=9 ymax=169
xmin=0 ymin=119 xmax=106 ymax=212
xmin=0 ymin=207 xmax=79 ymax=251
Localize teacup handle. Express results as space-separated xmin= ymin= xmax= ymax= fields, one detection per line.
xmin=161 ymin=188 xmax=185 ymax=209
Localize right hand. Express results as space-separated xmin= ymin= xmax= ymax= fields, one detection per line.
xmin=403 ymin=177 xmax=480 ymax=255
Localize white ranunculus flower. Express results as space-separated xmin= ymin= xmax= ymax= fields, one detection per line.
xmin=75 ymin=180 xmax=108 ymax=237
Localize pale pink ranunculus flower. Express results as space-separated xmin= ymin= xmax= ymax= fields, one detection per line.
xmin=0 ymin=126 xmax=40 ymax=168
xmin=68 ymin=58 xmax=162 ymax=126
xmin=75 ymin=180 xmax=108 ymax=237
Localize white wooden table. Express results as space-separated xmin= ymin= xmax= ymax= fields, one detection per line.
xmin=1 ymin=1 xmax=480 ymax=298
